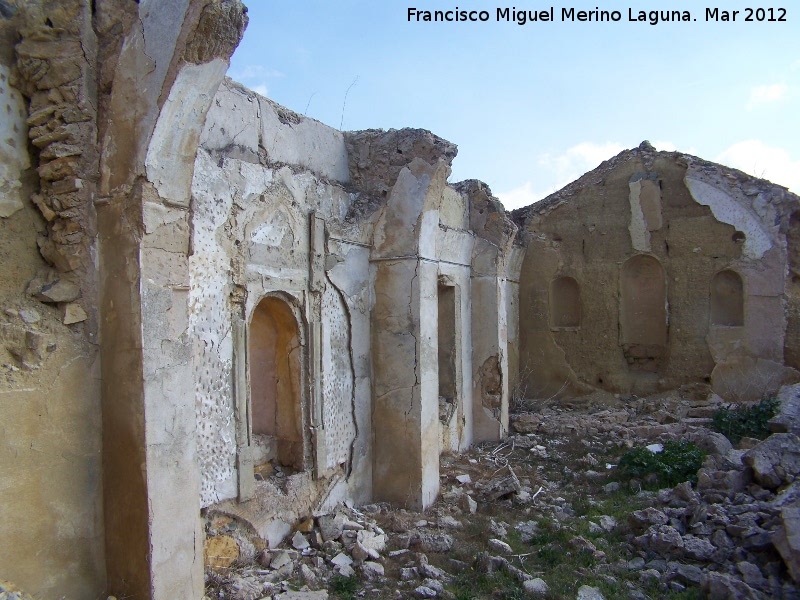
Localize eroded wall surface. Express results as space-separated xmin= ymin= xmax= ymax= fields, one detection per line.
xmin=0 ymin=3 xmax=103 ymax=598
xmin=191 ymin=109 xmax=521 ymax=518
xmin=514 ymin=142 xmax=800 ymax=402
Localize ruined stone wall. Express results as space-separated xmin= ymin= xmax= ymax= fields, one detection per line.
xmin=190 ymin=80 xmax=371 ymax=532
xmin=515 ymin=142 xmax=799 ymax=402
xmin=1 ymin=0 xmax=518 ymax=589
xmin=0 ymin=3 xmax=104 ymax=598
xmin=93 ymin=0 xmax=247 ymax=593
xmin=455 ymin=180 xmax=520 ymax=442
xmin=343 ymin=129 xmax=519 ymax=508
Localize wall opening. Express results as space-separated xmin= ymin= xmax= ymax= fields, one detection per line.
xmin=438 ymin=284 xmax=457 ymax=425
xmin=710 ymin=269 xmax=744 ymax=326
xmin=550 ymin=276 xmax=581 ymax=328
xmin=249 ymin=296 xmax=304 ymax=473
xmin=620 ymin=255 xmax=668 ymax=365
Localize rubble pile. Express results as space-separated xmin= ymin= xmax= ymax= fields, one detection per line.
xmin=627 ymin=431 xmax=800 ymax=598
xmin=204 ymin=385 xmax=800 ymax=600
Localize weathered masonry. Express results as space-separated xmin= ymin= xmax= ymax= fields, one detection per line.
xmin=513 ymin=141 xmax=800 ymax=404
xmin=0 ymin=2 xmax=798 ymax=599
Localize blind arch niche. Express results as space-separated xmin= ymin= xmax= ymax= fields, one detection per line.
xmin=620 ymin=255 xmax=668 ymax=351
xmin=711 ymin=269 xmax=744 ymax=326
xmin=550 ymin=276 xmax=581 ymax=328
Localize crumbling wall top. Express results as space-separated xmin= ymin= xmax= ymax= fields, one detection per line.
xmin=344 ymin=128 xmax=457 ymax=200
xmin=510 ymin=140 xmax=799 ymax=237
xmin=453 ymin=179 xmax=518 ymax=248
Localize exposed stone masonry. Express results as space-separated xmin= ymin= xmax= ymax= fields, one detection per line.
xmin=9 ymin=0 xmax=98 ymax=333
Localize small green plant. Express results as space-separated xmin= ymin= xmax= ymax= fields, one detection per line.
xmin=329 ymin=574 xmax=359 ymax=599
xmin=711 ymin=396 xmax=779 ymax=444
xmin=449 ymin=568 xmax=525 ymax=600
xmin=618 ymin=440 xmax=706 ymax=487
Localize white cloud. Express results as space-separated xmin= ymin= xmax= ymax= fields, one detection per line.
xmin=229 ymin=65 xmax=285 ymax=80
xmin=747 ymin=83 xmax=788 ymax=109
xmin=538 ymin=141 xmax=625 ymax=186
xmin=497 ymin=141 xmax=624 ymax=210
xmin=652 ymin=140 xmax=677 ymax=152
xmin=715 ymin=140 xmax=799 ymax=192
xmin=497 ymin=181 xmax=549 ymax=210
xmin=227 ymin=65 xmax=284 ymax=98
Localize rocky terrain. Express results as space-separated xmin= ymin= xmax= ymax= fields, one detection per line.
xmin=202 ymin=385 xmax=800 ymax=600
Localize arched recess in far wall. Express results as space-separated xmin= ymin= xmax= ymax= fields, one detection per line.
xmin=550 ymin=276 xmax=581 ymax=328
xmin=248 ymin=294 xmax=306 ymax=473
xmin=620 ymin=255 xmax=668 ymax=353
xmin=710 ymin=269 xmax=744 ymax=327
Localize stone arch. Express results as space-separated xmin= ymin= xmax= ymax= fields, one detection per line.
xmin=711 ymin=269 xmax=744 ymax=326
xmin=620 ymin=255 xmax=668 ymax=351
xmin=249 ymin=294 xmax=305 ymax=473
xmin=92 ymin=2 xmax=248 ymax=597
xmin=550 ymin=276 xmax=581 ymax=328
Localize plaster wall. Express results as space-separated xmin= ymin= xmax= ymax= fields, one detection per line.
xmin=190 ymin=80 xmax=370 ymax=535
xmin=0 ymin=64 xmax=29 ymax=217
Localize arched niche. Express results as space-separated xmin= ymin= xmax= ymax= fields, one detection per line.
xmin=620 ymin=255 xmax=668 ymax=348
xmin=711 ymin=270 xmax=744 ymax=326
xmin=249 ymin=295 xmax=304 ymax=472
xmin=550 ymin=276 xmax=581 ymax=328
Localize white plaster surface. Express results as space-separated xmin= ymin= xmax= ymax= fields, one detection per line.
xmin=191 ymin=88 xmax=368 ymax=509
xmin=143 ymin=201 xmax=185 ymax=234
xmin=201 ymin=79 xmax=260 ymax=158
xmin=685 ymin=177 xmax=772 ymax=259
xmin=146 ymin=59 xmax=228 ymax=207
xmin=439 ymin=186 xmax=468 ymax=229
xmin=321 ymin=282 xmax=356 ymax=470
xmin=373 ymin=165 xmax=429 ymax=256
xmin=259 ymin=97 xmax=350 ymax=183
xmin=190 ymin=149 xmax=238 ymax=506
xmin=327 ymin=243 xmax=373 ymax=502
xmin=628 ymin=180 xmax=651 ymax=253
xmin=418 ymin=260 xmax=442 ymax=508
xmin=0 ymin=66 xmax=30 ymax=217
xmin=436 ymin=227 xmax=473 ymax=266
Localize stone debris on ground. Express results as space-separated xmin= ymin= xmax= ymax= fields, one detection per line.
xmin=0 ymin=580 xmax=35 ymax=600
xmin=204 ymin=385 xmax=800 ymax=599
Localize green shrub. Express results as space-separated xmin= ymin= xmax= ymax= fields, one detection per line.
xmin=711 ymin=396 xmax=779 ymax=444
xmin=330 ymin=574 xmax=359 ymax=599
xmin=618 ymin=440 xmax=706 ymax=487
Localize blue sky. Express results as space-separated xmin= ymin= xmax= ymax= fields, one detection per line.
xmin=228 ymin=1 xmax=799 ymax=209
